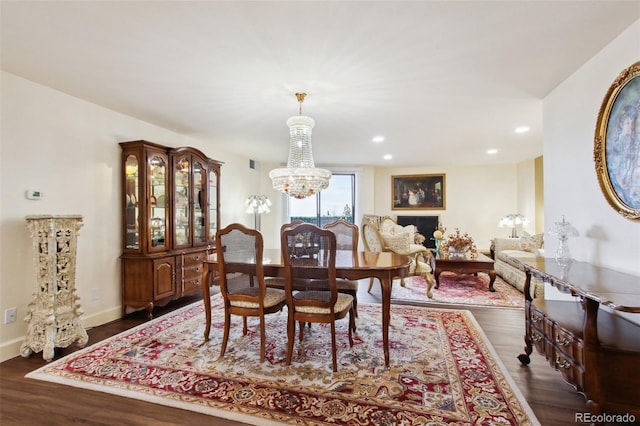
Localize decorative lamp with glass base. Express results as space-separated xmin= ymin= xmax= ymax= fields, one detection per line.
xmin=550 ymin=216 xmax=579 ymax=267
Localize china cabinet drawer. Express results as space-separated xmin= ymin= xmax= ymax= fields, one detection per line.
xmin=184 ymin=252 xmax=206 ymax=266
xmin=183 ymin=263 xmax=203 ymax=279
xmin=183 ymin=276 xmax=203 ymax=295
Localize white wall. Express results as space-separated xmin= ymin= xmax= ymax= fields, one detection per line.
xmin=517 ymin=160 xmax=537 ymax=233
xmin=544 ymin=20 xmax=640 ymax=276
xmin=0 ymin=72 xmax=256 ymax=361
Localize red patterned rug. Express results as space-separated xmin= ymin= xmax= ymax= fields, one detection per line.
xmin=387 ymin=273 xmax=524 ymax=308
xmin=27 ymin=295 xmax=538 ymax=425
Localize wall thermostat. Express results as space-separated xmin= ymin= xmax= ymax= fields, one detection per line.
xmin=25 ymin=190 xmax=43 ymax=200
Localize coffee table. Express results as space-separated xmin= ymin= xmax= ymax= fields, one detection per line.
xmin=433 ymin=251 xmax=496 ymax=291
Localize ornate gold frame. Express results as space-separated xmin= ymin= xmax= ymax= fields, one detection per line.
xmin=391 ymin=174 xmax=446 ymax=210
xmin=594 ymin=61 xmax=640 ymax=221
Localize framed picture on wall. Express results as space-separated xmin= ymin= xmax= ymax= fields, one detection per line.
xmin=392 ymin=174 xmax=446 ymax=210
xmin=594 ymin=61 xmax=640 ymax=221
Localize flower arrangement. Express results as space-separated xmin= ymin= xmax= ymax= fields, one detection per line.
xmin=441 ymin=228 xmax=477 ymax=257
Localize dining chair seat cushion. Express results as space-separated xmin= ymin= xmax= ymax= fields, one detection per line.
xmin=335 ymin=279 xmax=359 ymax=291
xmin=264 ymin=277 xmax=285 ymax=288
xmin=229 ymin=287 xmax=287 ymax=309
xmin=302 ymin=278 xmax=358 ymax=291
xmin=293 ymin=291 xmax=354 ymax=314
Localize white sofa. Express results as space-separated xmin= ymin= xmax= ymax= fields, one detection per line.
xmin=491 ymin=234 xmax=545 ymax=299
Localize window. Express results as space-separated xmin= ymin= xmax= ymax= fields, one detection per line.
xmin=288 ymin=173 xmax=355 ymax=226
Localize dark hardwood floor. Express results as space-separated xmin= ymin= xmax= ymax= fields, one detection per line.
xmin=1 ymin=285 xmax=593 ymax=425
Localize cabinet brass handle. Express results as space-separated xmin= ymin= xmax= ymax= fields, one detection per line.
xmin=555 ymin=355 xmax=571 ymax=369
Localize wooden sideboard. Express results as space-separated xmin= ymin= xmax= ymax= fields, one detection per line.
xmin=507 ymin=256 xmax=640 ymax=418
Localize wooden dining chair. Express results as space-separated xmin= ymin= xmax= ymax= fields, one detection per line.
xmin=215 ymin=223 xmax=287 ymax=363
xmin=265 ymin=220 xmax=306 ymax=291
xmin=323 ymin=219 xmax=360 ymax=318
xmin=281 ymin=223 xmax=354 ymax=372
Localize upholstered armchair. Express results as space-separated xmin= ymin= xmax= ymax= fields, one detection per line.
xmin=361 ymin=216 xmax=435 ymax=297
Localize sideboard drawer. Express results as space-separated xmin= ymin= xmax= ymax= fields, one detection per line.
xmin=553 ymin=324 xmax=583 ymax=364
xmin=551 ymin=346 xmax=585 ymax=392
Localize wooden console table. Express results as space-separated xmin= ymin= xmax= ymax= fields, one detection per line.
xmin=507 ymin=256 xmax=640 ymax=418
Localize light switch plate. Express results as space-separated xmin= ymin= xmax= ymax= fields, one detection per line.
xmin=25 ymin=190 xmax=43 ymax=200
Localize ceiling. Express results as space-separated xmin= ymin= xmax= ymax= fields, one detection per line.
xmin=2 ymin=1 xmax=639 ymax=168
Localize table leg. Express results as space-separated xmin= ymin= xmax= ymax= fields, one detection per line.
xmin=202 ymin=265 xmax=212 ymax=341
xmin=434 ymin=270 xmax=442 ymax=289
xmin=488 ymin=270 xmax=496 ymax=292
xmin=380 ymin=273 xmax=392 ymax=367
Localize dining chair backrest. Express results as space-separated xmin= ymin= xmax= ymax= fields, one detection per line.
xmin=281 ymin=223 xmax=338 ymax=309
xmin=216 ymin=223 xmax=265 ymax=300
xmin=281 ymin=219 xmax=305 ymax=233
xmin=323 ymin=219 xmax=359 ymax=252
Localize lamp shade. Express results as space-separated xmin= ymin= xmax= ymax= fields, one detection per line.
xmin=245 ymin=195 xmax=271 ymax=231
xmin=499 ymin=214 xmax=528 ymax=237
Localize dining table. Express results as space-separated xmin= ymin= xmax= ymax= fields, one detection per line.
xmin=201 ymin=249 xmax=412 ymax=367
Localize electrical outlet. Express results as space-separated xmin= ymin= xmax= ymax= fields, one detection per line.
xmin=91 ymin=288 xmax=99 ymax=301
xmin=4 ymin=307 xmax=17 ymax=324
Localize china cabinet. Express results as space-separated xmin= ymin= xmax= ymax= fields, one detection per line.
xmin=120 ymin=140 xmax=221 ymax=318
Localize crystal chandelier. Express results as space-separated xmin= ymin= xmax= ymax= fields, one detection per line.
xmin=269 ymin=92 xmax=331 ymax=199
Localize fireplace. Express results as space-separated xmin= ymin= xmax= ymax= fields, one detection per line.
xmin=396 ymin=215 xmax=440 ymax=248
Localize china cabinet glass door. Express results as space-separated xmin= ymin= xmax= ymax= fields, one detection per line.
xmin=209 ymin=168 xmax=218 ymax=241
xmin=174 ymin=156 xmax=190 ymax=247
xmin=193 ymin=161 xmax=206 ymax=244
xmin=149 ymin=155 xmax=168 ymax=250
xmin=124 ymin=155 xmax=140 ymax=249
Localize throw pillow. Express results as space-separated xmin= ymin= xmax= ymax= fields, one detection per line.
xmin=381 ymin=232 xmax=410 ymax=252
xmin=401 ymin=225 xmax=416 ymax=244
xmin=519 ymin=231 xmax=544 ymax=253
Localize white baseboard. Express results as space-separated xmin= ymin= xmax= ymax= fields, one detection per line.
xmin=0 ymin=306 xmax=122 ymax=363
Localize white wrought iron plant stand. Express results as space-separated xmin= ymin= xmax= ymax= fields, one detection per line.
xmin=21 ymin=215 xmax=88 ymax=361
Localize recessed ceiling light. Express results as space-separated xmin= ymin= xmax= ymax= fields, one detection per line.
xmin=515 ymin=126 xmax=530 ymax=134
xmin=487 ymin=149 xmax=498 ymax=155
xmin=372 ymin=136 xmax=385 ymax=143
xmin=383 ymin=154 xmax=392 ymax=160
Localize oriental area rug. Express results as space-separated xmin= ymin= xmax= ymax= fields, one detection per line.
xmin=387 ymin=273 xmax=525 ymax=309
xmin=27 ymin=295 xmax=538 ymax=425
